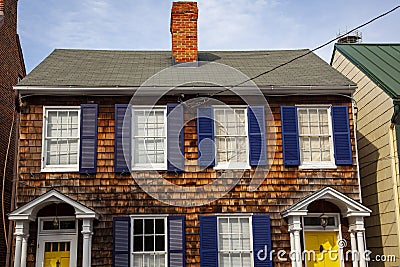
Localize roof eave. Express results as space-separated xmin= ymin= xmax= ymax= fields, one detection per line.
xmin=14 ymin=85 xmax=357 ymax=96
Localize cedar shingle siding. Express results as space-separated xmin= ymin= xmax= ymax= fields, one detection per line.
xmin=17 ymin=95 xmax=359 ymax=267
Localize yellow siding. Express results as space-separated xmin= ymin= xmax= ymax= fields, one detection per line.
xmin=332 ymin=51 xmax=400 ymax=265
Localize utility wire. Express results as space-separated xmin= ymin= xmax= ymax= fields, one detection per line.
xmin=210 ymin=5 xmax=400 ymax=97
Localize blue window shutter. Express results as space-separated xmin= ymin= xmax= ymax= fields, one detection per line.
xmin=168 ymin=216 xmax=186 ymax=267
xmin=281 ymin=106 xmax=300 ymax=166
xmin=331 ymin=106 xmax=352 ymax=165
xmin=199 ymin=216 xmax=218 ymax=267
xmin=113 ymin=217 xmax=130 ymax=267
xmin=197 ymin=107 xmax=215 ymax=167
xmin=167 ymin=104 xmax=185 ymax=172
xmin=114 ymin=104 xmax=132 ymax=173
xmin=252 ymin=215 xmax=272 ymax=267
xmin=79 ymin=104 xmax=98 ymax=174
xmin=248 ymin=106 xmax=267 ymax=166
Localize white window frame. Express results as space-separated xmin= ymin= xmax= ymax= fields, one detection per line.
xmin=41 ymin=106 xmax=81 ymax=172
xmin=131 ymin=106 xmax=168 ymax=171
xmin=36 ymin=217 xmax=78 ymax=267
xmin=130 ymin=215 xmax=168 ymax=267
xmin=296 ymin=105 xmax=336 ymax=170
xmin=213 ymin=106 xmax=250 ymax=170
xmin=217 ymin=215 xmax=254 ymax=267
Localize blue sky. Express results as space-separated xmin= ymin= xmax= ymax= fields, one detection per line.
xmin=18 ymin=0 xmax=400 ymax=73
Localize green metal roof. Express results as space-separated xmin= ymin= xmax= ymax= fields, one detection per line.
xmin=334 ymin=43 xmax=400 ymax=99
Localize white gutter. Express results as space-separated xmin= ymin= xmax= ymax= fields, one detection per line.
xmin=14 ymin=85 xmax=357 ymax=96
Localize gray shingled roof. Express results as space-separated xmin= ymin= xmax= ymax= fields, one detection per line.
xmin=17 ymin=49 xmax=355 ymax=89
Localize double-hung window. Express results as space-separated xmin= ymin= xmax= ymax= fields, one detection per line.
xmin=218 ymin=216 xmax=252 ymax=267
xmin=132 ymin=107 xmax=167 ymax=170
xmin=132 ymin=217 xmax=167 ymax=267
xmin=297 ymin=106 xmax=335 ymax=168
xmin=42 ymin=107 xmax=80 ymax=172
xmin=214 ymin=107 xmax=250 ymax=169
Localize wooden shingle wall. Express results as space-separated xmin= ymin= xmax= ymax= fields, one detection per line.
xmin=17 ymin=95 xmax=359 ymax=267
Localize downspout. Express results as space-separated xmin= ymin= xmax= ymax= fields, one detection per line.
xmin=389 ymin=100 xmax=400 ymax=256
xmin=351 ymin=96 xmax=363 ymax=202
xmin=5 ymin=92 xmax=21 ymax=267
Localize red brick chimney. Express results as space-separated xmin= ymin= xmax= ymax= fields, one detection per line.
xmin=170 ymin=1 xmax=198 ymax=64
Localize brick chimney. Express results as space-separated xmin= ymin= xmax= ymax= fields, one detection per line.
xmin=170 ymin=1 xmax=198 ymax=64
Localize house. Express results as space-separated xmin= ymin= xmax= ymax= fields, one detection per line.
xmin=332 ymin=43 xmax=400 ymax=266
xmin=10 ymin=2 xmax=372 ymax=267
xmin=0 ymin=0 xmax=26 ymax=266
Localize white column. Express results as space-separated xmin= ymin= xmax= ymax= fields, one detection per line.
xmin=349 ymin=231 xmax=359 ymax=267
xmin=349 ymin=217 xmax=367 ymax=267
xmin=356 ymin=231 xmax=366 ymax=267
xmin=13 ymin=221 xmax=29 ymax=267
xmin=290 ymin=231 xmax=297 ymax=267
xmin=20 ymin=233 xmax=29 ymax=267
xmin=82 ymin=219 xmax=94 ymax=267
xmin=288 ymin=216 xmax=303 ymax=267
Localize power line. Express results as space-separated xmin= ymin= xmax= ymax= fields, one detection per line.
xmin=210 ymin=5 xmax=400 ymax=97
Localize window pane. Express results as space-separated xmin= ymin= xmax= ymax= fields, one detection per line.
xmin=133 ymin=236 xmax=143 ymax=252
xmin=241 ymin=253 xmax=252 ymax=266
xmin=144 ymin=236 xmax=154 ymax=251
xmin=298 ymin=109 xmax=309 ymax=135
xmin=134 ymin=219 xmax=143 ymax=235
xmin=145 ymin=219 xmax=154 ymax=234
xmin=155 ymin=236 xmax=165 ymax=251
xmin=231 ymin=253 xmax=241 ymax=266
xmin=155 ymin=219 xmax=164 ymax=234
xmin=133 ymin=255 xmax=143 ymax=266
xmin=220 ymin=254 xmax=230 ymax=267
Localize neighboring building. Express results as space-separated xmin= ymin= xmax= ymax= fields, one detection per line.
xmin=0 ymin=0 xmax=26 ymax=266
xmin=9 ymin=2 xmax=371 ymax=267
xmin=332 ymin=43 xmax=400 ymax=266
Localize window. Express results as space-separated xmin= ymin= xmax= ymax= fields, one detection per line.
xmin=132 ymin=107 xmax=167 ymax=170
xmin=42 ymin=107 xmax=80 ymax=172
xmin=218 ymin=217 xmax=252 ymax=267
xmin=132 ymin=217 xmax=167 ymax=267
xmin=297 ymin=106 xmax=335 ymax=168
xmin=214 ymin=107 xmax=249 ymax=169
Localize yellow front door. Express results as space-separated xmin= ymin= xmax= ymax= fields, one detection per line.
xmin=43 ymin=242 xmax=71 ymax=267
xmin=304 ymin=232 xmax=340 ymax=267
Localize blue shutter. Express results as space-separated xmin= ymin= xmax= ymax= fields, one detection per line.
xmin=252 ymin=215 xmax=272 ymax=267
xmin=197 ymin=107 xmax=215 ymax=167
xmin=114 ymin=104 xmax=132 ymax=173
xmin=168 ymin=216 xmax=186 ymax=267
xmin=79 ymin=104 xmax=98 ymax=174
xmin=281 ymin=106 xmax=300 ymax=166
xmin=113 ymin=217 xmax=130 ymax=267
xmin=248 ymin=106 xmax=267 ymax=166
xmin=331 ymin=106 xmax=352 ymax=165
xmin=199 ymin=216 xmax=218 ymax=267
xmin=167 ymin=104 xmax=185 ymax=172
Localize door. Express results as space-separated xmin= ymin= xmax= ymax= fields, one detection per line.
xmin=43 ymin=242 xmax=71 ymax=267
xmin=304 ymin=232 xmax=340 ymax=267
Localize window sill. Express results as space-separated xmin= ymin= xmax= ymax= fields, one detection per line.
xmin=299 ymin=163 xmax=337 ymax=170
xmin=131 ymin=165 xmax=167 ymax=171
xmin=41 ymin=166 xmax=79 ymax=173
xmin=214 ymin=163 xmax=251 ymax=170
